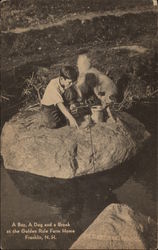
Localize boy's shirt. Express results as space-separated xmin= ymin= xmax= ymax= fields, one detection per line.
xmin=41 ymin=77 xmax=65 ymax=106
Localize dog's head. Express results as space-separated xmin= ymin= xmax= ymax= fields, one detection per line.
xmin=76 ymin=73 xmax=98 ymax=100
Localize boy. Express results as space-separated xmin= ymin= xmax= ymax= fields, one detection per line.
xmin=41 ymin=65 xmax=79 ymax=129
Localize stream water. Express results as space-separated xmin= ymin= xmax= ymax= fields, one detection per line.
xmin=1 ymin=103 xmax=157 ymax=249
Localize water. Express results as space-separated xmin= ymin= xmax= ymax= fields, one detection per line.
xmin=1 ymin=103 xmax=157 ymax=249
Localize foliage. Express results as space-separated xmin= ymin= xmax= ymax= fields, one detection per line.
xmin=1 ymin=0 xmax=151 ymax=31
xmin=21 ymin=71 xmax=48 ymax=106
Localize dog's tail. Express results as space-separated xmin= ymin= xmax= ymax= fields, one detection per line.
xmin=77 ymin=54 xmax=91 ymax=75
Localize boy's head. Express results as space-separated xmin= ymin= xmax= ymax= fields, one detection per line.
xmin=60 ymin=66 xmax=78 ymax=89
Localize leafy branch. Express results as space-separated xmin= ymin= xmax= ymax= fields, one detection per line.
xmin=116 ymin=86 xmax=158 ymax=111
xmin=22 ymin=72 xmax=46 ymax=107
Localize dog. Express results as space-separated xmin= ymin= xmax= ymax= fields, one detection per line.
xmin=76 ymin=53 xmax=117 ymax=107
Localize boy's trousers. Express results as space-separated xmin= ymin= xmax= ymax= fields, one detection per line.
xmin=41 ymin=86 xmax=78 ymax=128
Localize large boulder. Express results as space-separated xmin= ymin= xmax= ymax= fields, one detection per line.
xmin=1 ymin=109 xmax=150 ymax=179
xmin=70 ymin=203 xmax=156 ymax=249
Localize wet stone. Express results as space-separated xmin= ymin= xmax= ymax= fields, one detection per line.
xmin=70 ymin=203 xmax=156 ymax=249
xmin=1 ymin=109 xmax=150 ymax=179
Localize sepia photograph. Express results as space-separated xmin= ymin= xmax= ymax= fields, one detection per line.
xmin=1 ymin=0 xmax=158 ymax=249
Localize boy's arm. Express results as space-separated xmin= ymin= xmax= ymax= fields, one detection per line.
xmin=57 ymin=102 xmax=79 ymax=129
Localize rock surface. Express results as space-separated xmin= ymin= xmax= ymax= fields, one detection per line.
xmin=1 ymin=109 xmax=150 ymax=179
xmin=70 ymin=203 xmax=156 ymax=249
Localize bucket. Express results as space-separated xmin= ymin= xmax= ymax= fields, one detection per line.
xmin=91 ymin=105 xmax=104 ymax=123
